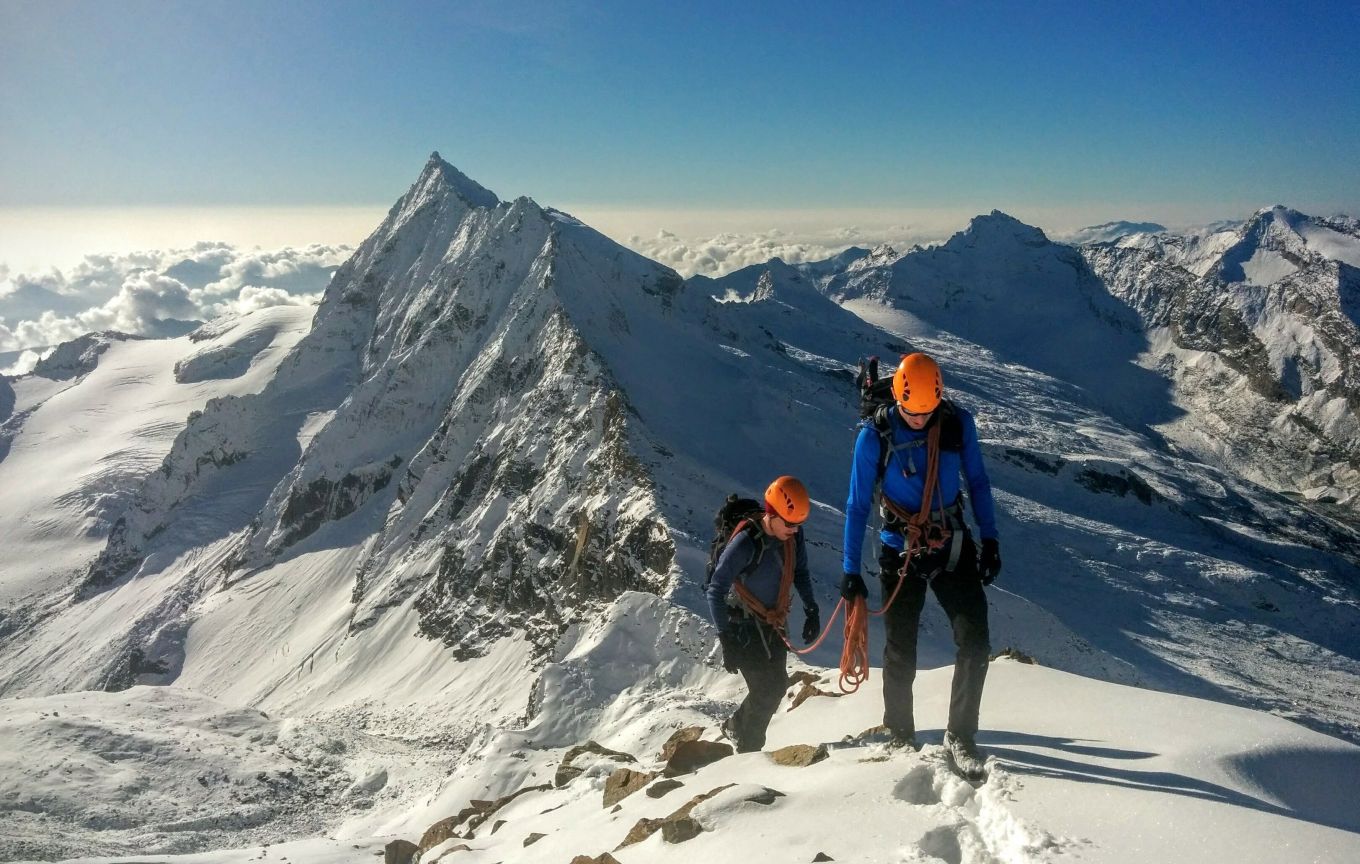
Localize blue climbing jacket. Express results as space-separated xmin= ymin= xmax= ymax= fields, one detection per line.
xmin=842 ymin=403 xmax=997 ymax=576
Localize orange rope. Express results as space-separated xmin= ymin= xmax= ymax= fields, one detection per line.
xmin=768 ymin=422 xmax=948 ymax=693
xmin=838 ymin=596 xmax=870 ymax=692
xmin=834 ymin=421 xmax=945 ymax=693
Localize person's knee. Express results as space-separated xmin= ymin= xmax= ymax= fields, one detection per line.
xmin=750 ymin=688 xmax=783 ymax=718
xmin=953 ymin=616 xmax=991 ymax=658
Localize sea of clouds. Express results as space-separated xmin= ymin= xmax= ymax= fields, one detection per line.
xmin=619 ymin=223 xmax=947 ymax=278
xmin=1 ymin=221 xmax=966 ymax=375
xmin=0 ymin=243 xmax=350 ymax=374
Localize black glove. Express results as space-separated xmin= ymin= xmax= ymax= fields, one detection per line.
xmin=718 ymin=630 xmax=739 ymax=673
xmin=801 ymin=603 xmax=821 ymax=645
xmin=840 ymin=572 xmax=868 ymax=601
xmin=979 ymin=538 xmax=1002 ymax=585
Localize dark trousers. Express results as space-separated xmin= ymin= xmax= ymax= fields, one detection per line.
xmin=878 ymin=537 xmax=990 ymax=741
xmin=726 ymin=618 xmax=788 ymax=752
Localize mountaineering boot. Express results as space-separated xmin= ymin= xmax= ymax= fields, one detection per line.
xmin=720 ymin=715 xmax=739 ymax=747
xmin=943 ymin=731 xmax=986 ymax=780
xmin=887 ymin=732 xmax=920 ymax=752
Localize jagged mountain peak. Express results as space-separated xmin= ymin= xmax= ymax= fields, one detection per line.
xmin=411 ymin=151 xmax=501 ymax=212
xmin=946 ymin=210 xmax=1051 ymax=250
xmin=1253 ymin=203 xmax=1304 ymax=221
xmin=1215 ymin=204 xmax=1342 ymax=286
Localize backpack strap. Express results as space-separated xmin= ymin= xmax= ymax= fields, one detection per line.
xmin=729 ymin=518 xmax=765 ymax=579
xmin=871 ymin=407 xmax=926 ymax=484
xmin=731 ymin=534 xmax=796 ymax=630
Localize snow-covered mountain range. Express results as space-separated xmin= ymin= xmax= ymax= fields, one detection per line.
xmin=1 ymin=155 xmax=1357 ymax=863
xmin=1085 ymin=207 xmax=1360 ymax=511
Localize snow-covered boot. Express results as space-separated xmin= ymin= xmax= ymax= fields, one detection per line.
xmin=943 ymin=731 xmax=986 ymax=780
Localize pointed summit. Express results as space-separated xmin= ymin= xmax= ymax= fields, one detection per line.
xmin=944 ymin=210 xmax=1050 ymax=251
xmin=415 ymin=151 xmax=500 ymax=210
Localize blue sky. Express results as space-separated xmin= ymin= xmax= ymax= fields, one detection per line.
xmin=2 ymin=0 xmax=1359 ymax=222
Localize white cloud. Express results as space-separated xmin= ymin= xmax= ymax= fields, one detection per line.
xmin=0 ymin=349 xmax=43 ymax=377
xmin=622 ymin=225 xmax=945 ymax=278
xmin=0 ymin=243 xmax=349 ymax=354
xmin=222 ymin=285 xmax=323 ymax=316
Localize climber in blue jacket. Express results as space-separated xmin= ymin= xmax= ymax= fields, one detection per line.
xmin=841 ymin=352 xmax=1001 ymax=777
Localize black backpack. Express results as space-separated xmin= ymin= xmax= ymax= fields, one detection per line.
xmin=703 ymin=494 xmax=767 ymax=587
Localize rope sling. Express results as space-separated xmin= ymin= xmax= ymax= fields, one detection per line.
xmin=773 ymin=422 xmax=949 ymax=693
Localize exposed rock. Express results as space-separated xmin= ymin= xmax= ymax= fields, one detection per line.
xmin=787 ymin=670 xmax=821 ymax=687
xmin=662 ymin=739 xmax=733 ymax=777
xmin=276 ymin=455 xmax=403 ymax=550
xmin=813 ymin=854 xmax=835 ymax=862
xmin=33 ymin=332 xmax=146 ymax=381
xmin=788 ymin=681 xmax=841 ymax=710
xmin=617 ymin=784 xmax=735 ymax=849
xmin=659 ymin=725 xmax=704 ymax=761
xmin=1076 ymin=466 xmax=1158 ymax=505
xmin=569 ymin=855 xmax=622 ymax=864
xmin=174 ymin=325 xmax=278 ymax=383
xmin=555 ymin=741 xmax=637 ymax=787
xmin=490 ymin=819 xmax=506 ymax=834
xmin=416 ymin=782 xmax=552 ymax=853
xmin=603 ymin=767 xmax=655 ymax=807
xmin=992 ymin=646 xmax=1038 ymax=664
xmin=660 ymin=817 xmax=704 ymax=843
xmin=740 ymin=786 xmax=786 ymax=805
xmin=417 ymin=814 xmax=466 ymax=857
xmin=523 ymin=833 xmax=546 ymax=846
xmin=383 ymin=838 xmax=417 ymax=864
xmin=645 ymin=778 xmax=685 ymax=799
xmin=769 ymin=744 xmax=829 ymax=767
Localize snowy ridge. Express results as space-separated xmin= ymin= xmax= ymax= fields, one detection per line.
xmin=14 ymin=602 xmax=1357 ymax=864
xmin=66 ymin=164 xmax=678 ymax=685
xmin=0 ymin=158 xmax=1358 ymax=862
xmin=1057 ymin=220 xmax=1167 ymax=245
xmin=1085 ymin=206 xmax=1360 ymax=509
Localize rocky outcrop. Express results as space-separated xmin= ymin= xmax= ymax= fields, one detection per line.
xmin=788 ymin=680 xmax=841 ymax=710
xmin=618 ymin=783 xmax=785 ymax=849
xmin=645 ymin=778 xmax=685 ymax=799
xmin=603 ymin=767 xmax=655 ymax=807
xmin=173 ymin=325 xmax=278 ymax=383
xmin=383 ymin=839 xmax=417 ymax=864
xmin=659 ymin=726 xmax=704 ymax=761
xmin=554 ymin=742 xmax=637 ymax=788
xmin=1084 ymin=209 xmax=1360 ymax=511
xmin=413 ymin=782 xmax=552 ymax=856
xmin=32 ymin=332 xmax=143 ymax=381
xmin=617 ymin=784 xmax=735 ymax=848
xmin=769 ymin=744 xmax=829 ymax=767
xmin=661 ymin=740 xmax=733 ymax=777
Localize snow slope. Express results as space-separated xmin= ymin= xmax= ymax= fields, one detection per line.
xmin=1 ymin=158 xmax=1357 ymax=862
xmin=0 ymin=306 xmax=315 ymax=605
xmin=20 ymin=596 xmax=1360 ymax=864
xmin=1085 ymin=206 xmax=1360 ymax=509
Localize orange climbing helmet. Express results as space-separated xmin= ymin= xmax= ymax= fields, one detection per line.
xmin=891 ymin=352 xmax=943 ymax=414
xmin=764 ymin=475 xmax=810 ymax=525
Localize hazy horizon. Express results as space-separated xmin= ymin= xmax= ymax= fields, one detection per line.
xmin=4 ymin=196 xmax=1350 ymax=279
